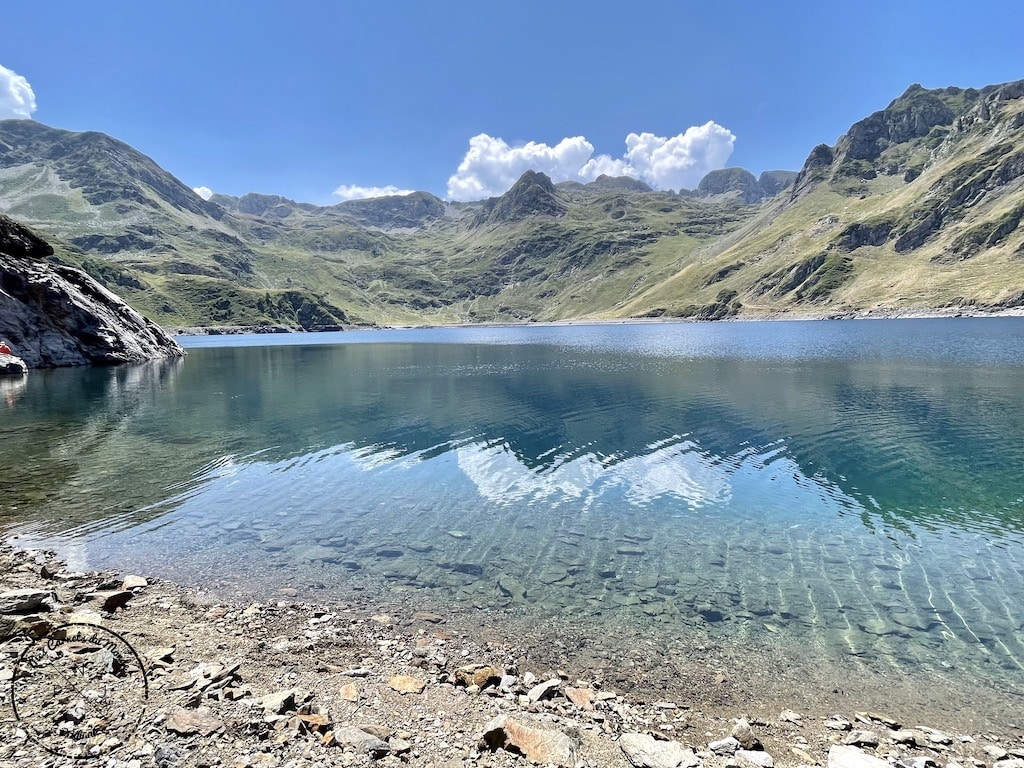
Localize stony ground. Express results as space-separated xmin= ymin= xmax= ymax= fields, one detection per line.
xmin=2 ymin=543 xmax=1023 ymax=768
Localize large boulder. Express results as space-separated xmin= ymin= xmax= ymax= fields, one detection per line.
xmin=0 ymin=352 xmax=27 ymax=376
xmin=0 ymin=214 xmax=185 ymax=368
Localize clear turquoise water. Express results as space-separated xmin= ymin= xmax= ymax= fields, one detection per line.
xmin=3 ymin=318 xmax=1024 ymax=705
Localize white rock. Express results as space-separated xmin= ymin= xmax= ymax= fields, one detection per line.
xmin=737 ymin=749 xmax=774 ymax=768
xmin=843 ymin=730 xmax=880 ymax=747
xmin=828 ymin=745 xmax=889 ymax=768
xmin=620 ymin=732 xmax=701 ymax=768
xmin=526 ymin=678 xmax=561 ymax=703
xmin=334 ymin=726 xmax=389 ymax=757
xmin=826 ymin=716 xmax=853 ymax=731
xmin=709 ymin=737 xmax=740 ymax=755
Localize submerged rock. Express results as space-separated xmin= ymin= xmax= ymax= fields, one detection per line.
xmin=498 ymin=573 xmax=527 ymax=602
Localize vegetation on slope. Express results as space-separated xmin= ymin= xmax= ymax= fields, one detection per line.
xmin=1 ymin=78 xmax=1023 ymax=327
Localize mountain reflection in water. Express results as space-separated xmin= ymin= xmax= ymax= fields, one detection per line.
xmin=3 ymin=319 xmax=1024 ymax=695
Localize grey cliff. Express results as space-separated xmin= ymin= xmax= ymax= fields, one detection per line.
xmin=0 ymin=214 xmax=185 ymax=368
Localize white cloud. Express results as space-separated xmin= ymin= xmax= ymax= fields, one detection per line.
xmin=0 ymin=64 xmax=36 ymax=119
xmin=621 ymin=124 xmax=737 ymax=190
xmin=333 ymin=184 xmax=416 ymax=201
xmin=193 ymin=186 xmax=213 ymax=200
xmin=446 ymin=123 xmax=736 ymax=201
xmin=446 ymin=134 xmax=596 ymax=202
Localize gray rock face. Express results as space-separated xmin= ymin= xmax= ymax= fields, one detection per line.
xmin=0 ymin=214 xmax=185 ymax=368
xmin=697 ymin=168 xmax=764 ymax=203
xmin=475 ymin=171 xmax=567 ymax=225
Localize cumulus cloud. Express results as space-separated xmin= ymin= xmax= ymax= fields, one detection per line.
xmin=447 ymin=122 xmax=736 ymax=200
xmin=193 ymin=186 xmax=213 ymax=200
xmin=446 ymin=134 xmax=597 ymax=202
xmin=333 ymin=184 xmax=416 ymax=201
xmin=622 ymin=123 xmax=736 ymax=190
xmin=0 ymin=64 xmax=36 ymax=119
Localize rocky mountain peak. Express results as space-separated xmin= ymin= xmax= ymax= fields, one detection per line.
xmin=586 ymin=175 xmax=653 ymax=193
xmin=791 ymin=78 xmax=1024 ymax=200
xmin=475 ymin=171 xmax=567 ymax=225
xmin=0 ymin=119 xmax=224 ymax=221
xmin=696 ymin=168 xmax=796 ymax=203
xmin=336 ymin=191 xmax=446 ymax=229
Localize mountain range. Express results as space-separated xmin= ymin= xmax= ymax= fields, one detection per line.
xmin=1 ymin=78 xmax=1023 ymax=328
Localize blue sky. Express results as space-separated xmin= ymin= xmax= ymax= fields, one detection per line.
xmin=1 ymin=1 xmax=1022 ymax=204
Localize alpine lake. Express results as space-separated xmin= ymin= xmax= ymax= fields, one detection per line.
xmin=3 ymin=318 xmax=1024 ymax=726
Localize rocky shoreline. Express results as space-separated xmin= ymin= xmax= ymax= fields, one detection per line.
xmin=2 ymin=544 xmax=1023 ymax=768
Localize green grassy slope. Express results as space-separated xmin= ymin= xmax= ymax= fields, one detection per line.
xmin=2 ymin=78 xmax=1023 ymax=328
xmin=620 ymin=81 xmax=1024 ymax=319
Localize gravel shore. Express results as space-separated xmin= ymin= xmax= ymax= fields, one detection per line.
xmin=2 ymin=543 xmax=1023 ymax=768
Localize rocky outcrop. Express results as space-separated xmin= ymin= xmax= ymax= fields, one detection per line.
xmin=698 ymin=168 xmax=763 ymax=202
xmin=758 ymin=170 xmax=798 ymax=196
xmin=0 ymin=214 xmax=185 ymax=368
xmin=213 ymin=191 xmax=447 ymax=230
xmin=0 ymin=353 xmax=27 ymax=376
xmin=337 ymin=191 xmax=447 ymax=229
xmin=697 ymin=168 xmax=796 ymax=203
xmin=475 ymin=171 xmax=567 ymax=226
xmin=837 ymin=85 xmax=957 ymax=164
xmin=213 ymin=192 xmax=316 ymax=218
xmin=585 ymin=174 xmax=654 ymax=192
xmin=791 ymin=79 xmax=1024 ymax=201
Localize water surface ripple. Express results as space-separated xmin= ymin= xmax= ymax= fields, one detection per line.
xmin=3 ymin=318 xmax=1024 ymax=708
